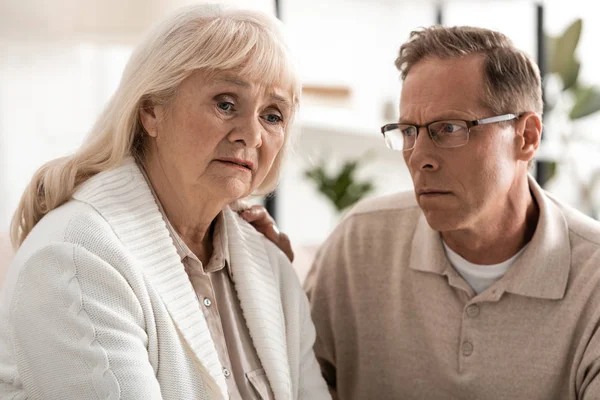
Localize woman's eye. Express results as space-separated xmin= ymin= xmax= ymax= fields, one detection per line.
xmin=217 ymin=101 xmax=234 ymax=111
xmin=263 ymin=113 xmax=283 ymax=124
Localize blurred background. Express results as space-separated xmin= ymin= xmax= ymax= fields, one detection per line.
xmin=1 ymin=0 xmax=600 ymax=278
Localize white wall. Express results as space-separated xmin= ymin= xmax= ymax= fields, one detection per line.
xmin=0 ymin=0 xmax=274 ymax=41
xmin=0 ymin=42 xmax=131 ymax=229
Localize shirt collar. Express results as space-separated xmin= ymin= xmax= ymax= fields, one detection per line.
xmin=501 ymin=175 xmax=570 ymax=300
xmin=409 ymin=175 xmax=570 ymax=300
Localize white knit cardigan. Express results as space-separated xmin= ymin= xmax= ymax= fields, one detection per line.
xmin=0 ymin=158 xmax=330 ymax=400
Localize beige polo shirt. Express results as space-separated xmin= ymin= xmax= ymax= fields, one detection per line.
xmin=143 ymin=172 xmax=274 ymax=400
xmin=305 ymin=176 xmax=600 ymax=400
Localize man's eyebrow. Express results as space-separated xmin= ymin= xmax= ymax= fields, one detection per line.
xmin=399 ymin=113 xmax=474 ymax=124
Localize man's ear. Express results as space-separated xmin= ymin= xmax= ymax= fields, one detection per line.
xmin=515 ymin=112 xmax=542 ymax=163
xmin=139 ymin=99 xmax=160 ymax=138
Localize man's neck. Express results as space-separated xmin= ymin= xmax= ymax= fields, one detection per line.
xmin=442 ymin=179 xmax=539 ymax=265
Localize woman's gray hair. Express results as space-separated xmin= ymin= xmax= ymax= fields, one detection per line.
xmin=11 ymin=4 xmax=300 ymax=248
xmin=127 ymin=3 xmax=300 ymax=192
xmin=396 ymin=25 xmax=543 ymax=116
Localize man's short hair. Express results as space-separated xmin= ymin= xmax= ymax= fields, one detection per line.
xmin=395 ymin=26 xmax=543 ymax=116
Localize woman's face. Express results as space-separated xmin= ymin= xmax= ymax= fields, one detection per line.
xmin=141 ymin=70 xmax=292 ymax=203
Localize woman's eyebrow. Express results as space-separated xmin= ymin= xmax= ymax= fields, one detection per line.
xmin=214 ymin=76 xmax=250 ymax=87
xmin=270 ymin=93 xmax=292 ymax=109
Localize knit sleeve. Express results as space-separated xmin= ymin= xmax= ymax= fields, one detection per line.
xmin=9 ymin=242 xmax=163 ymax=400
xmin=303 ymin=218 xmax=354 ymax=399
xmin=264 ymin=241 xmax=331 ymax=400
xmin=296 ymin=273 xmax=332 ymax=400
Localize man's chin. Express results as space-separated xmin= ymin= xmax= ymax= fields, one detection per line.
xmin=421 ymin=208 xmax=462 ymax=232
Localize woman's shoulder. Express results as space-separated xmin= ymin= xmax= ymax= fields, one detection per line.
xmin=260 ymin=233 xmax=304 ymax=295
xmin=225 ymin=207 xmax=300 ymax=289
xmin=3 ymin=200 xmax=134 ymax=310
xmin=13 ymin=199 xmax=123 ymax=273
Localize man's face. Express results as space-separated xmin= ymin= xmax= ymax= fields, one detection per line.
xmin=401 ymin=55 xmax=519 ymax=233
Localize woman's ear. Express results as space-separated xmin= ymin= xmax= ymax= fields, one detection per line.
xmin=139 ymin=100 xmax=160 ymax=138
xmin=515 ymin=112 xmax=542 ymax=163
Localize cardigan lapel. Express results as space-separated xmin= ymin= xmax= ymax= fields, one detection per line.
xmin=223 ymin=208 xmax=293 ymax=400
xmin=73 ymin=158 xmax=228 ymax=399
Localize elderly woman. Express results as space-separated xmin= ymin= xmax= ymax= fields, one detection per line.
xmin=0 ymin=5 xmax=330 ymax=400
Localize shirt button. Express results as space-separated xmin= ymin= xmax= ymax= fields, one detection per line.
xmin=466 ymin=304 xmax=480 ymax=318
xmin=203 ymin=298 xmax=212 ymax=307
xmin=222 ymin=367 xmax=231 ymax=378
xmin=462 ymin=341 xmax=474 ymax=357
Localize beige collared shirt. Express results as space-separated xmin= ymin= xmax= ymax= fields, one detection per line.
xmin=306 ymin=176 xmax=600 ymax=400
xmin=143 ymin=171 xmax=274 ymax=400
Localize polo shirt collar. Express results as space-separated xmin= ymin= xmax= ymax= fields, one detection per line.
xmin=409 ymin=175 xmax=570 ymax=300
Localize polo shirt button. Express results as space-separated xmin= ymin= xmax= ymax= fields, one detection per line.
xmin=203 ymin=298 xmax=212 ymax=307
xmin=223 ymin=367 xmax=231 ymax=378
xmin=466 ymin=304 xmax=480 ymax=318
xmin=462 ymin=341 xmax=474 ymax=356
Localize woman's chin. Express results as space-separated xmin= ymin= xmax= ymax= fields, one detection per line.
xmin=213 ymin=179 xmax=253 ymax=201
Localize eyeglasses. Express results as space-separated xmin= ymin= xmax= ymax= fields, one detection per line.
xmin=380 ymin=113 xmax=518 ymax=151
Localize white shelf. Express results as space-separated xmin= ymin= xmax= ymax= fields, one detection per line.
xmin=296 ymin=107 xmax=385 ymax=139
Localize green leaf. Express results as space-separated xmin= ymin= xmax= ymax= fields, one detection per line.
xmin=544 ymin=34 xmax=555 ymax=75
xmin=561 ymin=59 xmax=580 ymax=91
xmin=569 ymin=86 xmax=600 ymax=120
xmin=550 ymin=19 xmax=582 ymax=81
xmin=303 ymin=154 xmax=375 ymax=213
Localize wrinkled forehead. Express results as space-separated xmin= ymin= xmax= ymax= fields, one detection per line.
xmin=400 ymin=56 xmax=488 ymax=119
xmin=207 ymin=69 xmax=295 ymax=109
xmin=235 ymin=51 xmax=300 ymax=105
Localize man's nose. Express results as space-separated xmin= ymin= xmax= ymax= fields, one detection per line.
xmin=407 ymin=127 xmax=439 ymax=172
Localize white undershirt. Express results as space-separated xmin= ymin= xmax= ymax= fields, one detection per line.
xmin=442 ymin=241 xmax=528 ymax=294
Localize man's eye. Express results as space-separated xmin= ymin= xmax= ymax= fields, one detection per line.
xmin=441 ymin=123 xmax=462 ymax=133
xmin=401 ymin=127 xmax=417 ymax=137
xmin=217 ymin=102 xmax=234 ymax=111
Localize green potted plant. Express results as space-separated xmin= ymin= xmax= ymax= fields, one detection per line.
xmin=303 ymin=152 xmax=375 ymax=215
xmin=542 ymin=18 xmax=600 ymax=218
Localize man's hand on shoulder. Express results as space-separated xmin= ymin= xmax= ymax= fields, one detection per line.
xmin=238 ymin=205 xmax=294 ymax=263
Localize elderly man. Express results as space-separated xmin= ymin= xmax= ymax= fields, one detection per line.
xmin=243 ymin=26 xmax=600 ymax=399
